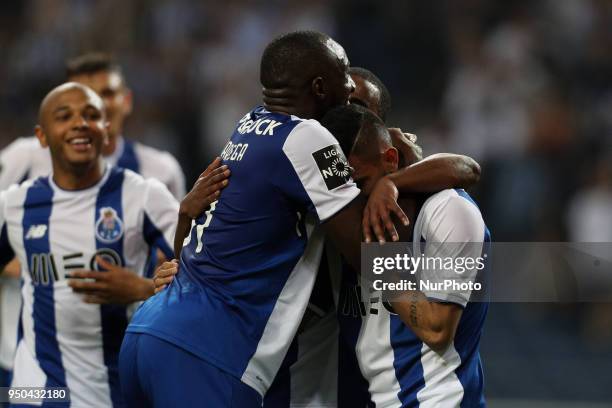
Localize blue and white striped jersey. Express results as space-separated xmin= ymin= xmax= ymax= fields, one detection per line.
xmin=0 ymin=136 xmax=185 ymax=372
xmin=0 ymin=166 xmax=178 ymax=407
xmin=337 ymin=189 xmax=490 ymax=408
xmin=127 ymin=106 xmax=360 ymax=397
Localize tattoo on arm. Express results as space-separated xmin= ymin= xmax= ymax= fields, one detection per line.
xmin=409 ymin=293 xmax=419 ymax=327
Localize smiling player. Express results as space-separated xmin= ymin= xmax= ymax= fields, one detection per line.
xmin=0 ymin=54 xmax=187 ymax=387
xmin=0 ymin=83 xmax=179 ymax=407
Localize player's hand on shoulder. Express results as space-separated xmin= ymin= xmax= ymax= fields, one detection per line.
xmin=153 ymin=259 xmax=179 ymax=293
xmin=179 ymin=157 xmax=230 ymax=219
xmin=363 ymin=177 xmax=410 ymax=243
xmin=67 ymin=256 xmax=154 ymax=304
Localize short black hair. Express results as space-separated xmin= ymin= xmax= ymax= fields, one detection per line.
xmin=320 ymin=104 xmax=390 ymax=158
xmin=260 ymin=31 xmax=334 ymax=88
xmin=349 ymin=67 xmax=391 ymax=122
xmin=65 ymin=52 xmax=122 ymax=78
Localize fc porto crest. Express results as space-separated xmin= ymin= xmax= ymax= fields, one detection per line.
xmin=95 ymin=207 xmax=124 ymax=243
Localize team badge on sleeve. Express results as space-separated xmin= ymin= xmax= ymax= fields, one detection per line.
xmin=95 ymin=207 xmax=124 ymax=243
xmin=312 ymin=144 xmax=352 ymax=190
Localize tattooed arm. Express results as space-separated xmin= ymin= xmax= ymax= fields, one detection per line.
xmin=391 ymin=293 xmax=463 ymax=353
xmin=392 ymin=193 xmax=487 ymax=354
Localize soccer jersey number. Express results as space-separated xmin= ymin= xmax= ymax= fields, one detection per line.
xmin=182 ymin=201 xmax=218 ymax=254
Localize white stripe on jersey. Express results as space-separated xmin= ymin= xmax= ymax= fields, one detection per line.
xmin=0 ymin=135 xmax=185 ymax=373
xmin=0 ymin=277 xmax=19 ymax=369
xmin=289 ymin=311 xmax=339 ymax=407
xmin=2 ymin=167 xmax=178 ymax=406
xmin=277 ymin=241 xmax=343 ymax=408
xmin=48 ymin=181 xmax=112 ymax=407
xmin=416 ymin=343 xmax=463 ymax=407
xmin=282 ymin=120 xmax=360 ymax=222
xmin=0 ymin=137 xmax=51 ymax=189
xmin=242 ymin=216 xmax=324 ymax=397
xmin=8 ymin=181 xmax=46 ymax=396
xmin=132 ymin=141 xmax=186 ymax=199
xmin=355 ymin=307 xmax=402 ymax=407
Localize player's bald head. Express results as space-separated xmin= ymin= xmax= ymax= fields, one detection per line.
xmin=38 ymin=82 xmax=104 ymax=127
xmin=260 ymin=31 xmax=348 ymax=88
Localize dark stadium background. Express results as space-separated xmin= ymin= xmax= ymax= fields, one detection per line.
xmin=1 ymin=1 xmax=611 ymax=406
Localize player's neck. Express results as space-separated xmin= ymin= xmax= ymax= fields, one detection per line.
xmin=262 ymin=87 xmax=317 ymax=119
xmin=52 ymin=160 xmax=106 ymax=191
xmin=263 ymin=103 xmax=317 ymax=120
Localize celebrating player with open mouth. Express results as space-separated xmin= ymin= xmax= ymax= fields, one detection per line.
xmin=0 ymin=83 xmax=179 ymax=407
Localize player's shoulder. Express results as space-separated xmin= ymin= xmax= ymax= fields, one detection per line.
xmin=289 ymin=118 xmax=332 ymax=137
xmin=131 ymin=140 xmax=183 ymax=181
xmin=422 ymin=189 xmax=482 ymax=214
xmin=1 ymin=136 xmax=41 ymax=152
xmin=120 ymin=166 xmax=172 ymax=197
xmin=119 ymin=166 xmax=151 ymax=188
xmin=132 ymin=141 xmax=179 ymax=165
xmin=417 ymin=189 xmax=485 ymax=238
xmin=282 ymin=118 xmax=338 ymax=154
xmin=0 ymin=136 xmax=43 ymax=161
xmin=0 ymin=177 xmax=48 ymax=206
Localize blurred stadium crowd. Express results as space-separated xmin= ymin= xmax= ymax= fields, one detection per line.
xmin=0 ymin=0 xmax=611 ymax=404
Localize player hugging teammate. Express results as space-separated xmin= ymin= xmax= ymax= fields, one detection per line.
xmin=0 ymin=31 xmax=489 ymax=408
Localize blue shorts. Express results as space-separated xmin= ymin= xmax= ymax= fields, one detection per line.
xmin=119 ymin=332 xmax=262 ymax=408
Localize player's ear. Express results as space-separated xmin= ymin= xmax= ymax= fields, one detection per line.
xmin=311 ymin=77 xmax=325 ymax=100
xmin=34 ymin=125 xmax=49 ymax=148
xmin=382 ymin=147 xmax=399 ymax=173
xmin=122 ymin=88 xmax=133 ymax=116
xmin=102 ymin=122 xmax=110 ymax=146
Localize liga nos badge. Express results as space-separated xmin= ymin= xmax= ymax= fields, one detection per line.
xmin=95 ymin=207 xmax=124 ymax=243
xmin=312 ymin=144 xmax=352 ymax=190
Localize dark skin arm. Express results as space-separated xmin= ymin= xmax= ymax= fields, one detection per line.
xmin=159 ymin=158 xmax=232 ymax=293
xmin=174 ymin=158 xmax=231 ymax=258
xmin=388 ymin=127 xmax=481 ymax=191
xmin=322 ymin=176 xmax=412 ymax=272
xmin=321 ymin=195 xmax=369 ymax=273
xmin=153 ymin=259 xmax=179 ymax=293
xmin=391 ymin=292 xmax=463 ymax=353
xmin=387 ymin=153 xmax=481 ymax=194
xmin=1 ymin=258 xmax=20 ymax=278
xmin=68 ymin=256 xmax=155 ymax=304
